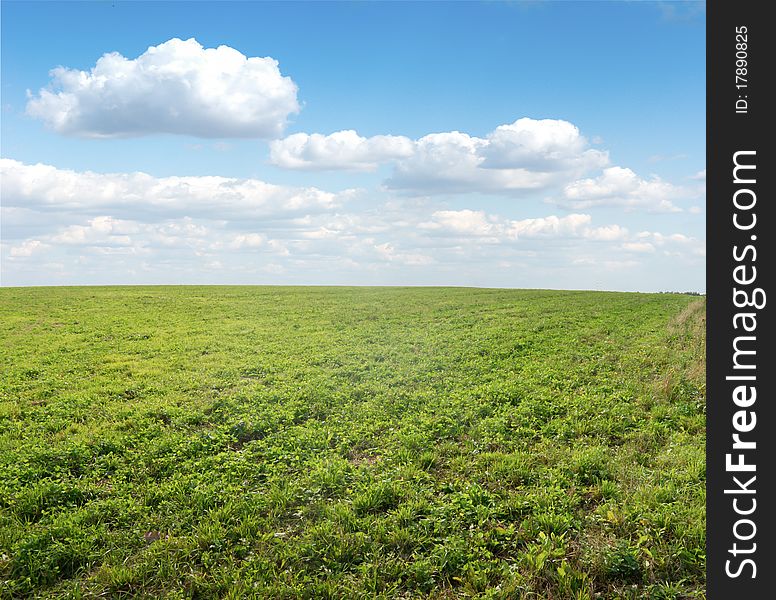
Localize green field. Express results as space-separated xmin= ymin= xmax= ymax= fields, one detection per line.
xmin=0 ymin=287 xmax=705 ymax=599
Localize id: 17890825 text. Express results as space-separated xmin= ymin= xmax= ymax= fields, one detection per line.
xmin=735 ymin=26 xmax=748 ymax=114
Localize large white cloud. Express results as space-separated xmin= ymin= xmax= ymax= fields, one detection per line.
xmin=26 ymin=38 xmax=299 ymax=138
xmin=389 ymin=131 xmax=545 ymax=194
xmin=270 ymin=118 xmax=608 ymax=194
xmin=389 ymin=126 xmax=607 ymax=194
xmin=0 ymin=159 xmax=347 ymax=220
xmin=559 ymin=166 xmax=684 ymax=212
xmin=479 ymin=118 xmax=601 ymax=171
xmin=269 ymin=130 xmax=414 ymax=170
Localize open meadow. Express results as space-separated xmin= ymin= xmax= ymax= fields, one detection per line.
xmin=0 ymin=287 xmax=705 ymax=599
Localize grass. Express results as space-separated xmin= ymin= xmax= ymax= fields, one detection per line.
xmin=0 ymin=286 xmax=705 ymax=598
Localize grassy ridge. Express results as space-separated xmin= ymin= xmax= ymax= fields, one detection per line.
xmin=0 ymin=287 xmax=705 ymax=598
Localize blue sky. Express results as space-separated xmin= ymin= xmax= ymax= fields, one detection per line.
xmin=1 ymin=0 xmax=706 ymax=290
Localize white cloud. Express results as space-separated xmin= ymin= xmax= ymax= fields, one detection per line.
xmin=269 ymin=130 xmax=414 ymax=170
xmin=479 ymin=118 xmax=605 ymax=171
xmin=229 ymin=233 xmax=264 ymax=249
xmin=628 ymin=230 xmax=705 ymax=260
xmin=270 ymin=119 xmax=607 ymax=181
xmin=9 ymin=239 xmax=48 ymax=257
xmin=420 ymin=210 xmax=628 ymax=243
xmin=584 ymin=224 xmax=630 ymax=242
xmin=419 ymin=209 xmax=497 ymax=236
xmin=3 ymin=202 xmax=704 ymax=290
xmin=373 ymin=242 xmax=434 ymax=266
xmin=508 ymin=214 xmax=594 ymax=239
xmin=271 ymin=118 xmax=608 ymax=195
xmin=691 ymin=169 xmax=706 ymax=180
xmin=387 ymin=127 xmax=607 ymax=195
xmin=39 ymin=215 xmax=213 ymax=254
xmin=559 ymin=166 xmax=684 ymax=212
xmin=1 ymin=159 xmax=704 ymax=291
xmin=393 ymin=130 xmax=548 ymax=194
xmin=26 ymin=38 xmax=299 ymax=138
xmin=50 ymin=216 xmax=136 ymax=246
xmin=1 ymin=159 xmax=346 ymax=220
xmin=267 ymin=120 xmax=697 ymax=213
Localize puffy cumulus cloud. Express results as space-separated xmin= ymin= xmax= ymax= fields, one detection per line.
xmin=269 ymin=130 xmax=414 ymax=171
xmin=269 ymin=120 xmax=697 ymax=212
xmin=387 ymin=120 xmax=608 ymax=194
xmin=26 ymin=38 xmax=299 ymax=138
xmin=691 ymin=169 xmax=706 ymax=181
xmin=559 ymin=167 xmax=684 ymax=212
xmin=271 ymin=118 xmax=608 ymax=195
xmin=479 ymin=118 xmax=605 ymax=171
xmin=1 ymin=159 xmax=347 ymax=220
xmin=388 ymin=131 xmax=555 ymax=194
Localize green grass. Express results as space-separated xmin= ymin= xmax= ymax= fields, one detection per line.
xmin=0 ymin=286 xmax=706 ymax=599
